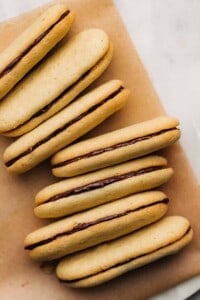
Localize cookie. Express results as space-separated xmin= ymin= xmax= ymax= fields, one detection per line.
xmin=24 ymin=191 xmax=168 ymax=261
xmin=34 ymin=155 xmax=173 ymax=218
xmin=3 ymin=80 xmax=129 ymax=173
xmin=0 ymin=28 xmax=113 ymax=136
xmin=57 ymin=216 xmax=193 ymax=287
xmin=0 ymin=4 xmax=75 ymax=99
xmin=51 ymin=116 xmax=180 ymax=177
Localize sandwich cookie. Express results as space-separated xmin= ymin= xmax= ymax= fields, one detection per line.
xmin=57 ymin=216 xmax=193 ymax=287
xmin=51 ymin=116 xmax=180 ymax=177
xmin=0 ymin=4 xmax=75 ymax=100
xmin=0 ymin=28 xmax=113 ymax=136
xmin=3 ymin=80 xmax=129 ymax=173
xmin=34 ymin=155 xmax=173 ymax=218
xmin=24 ymin=191 xmax=169 ymax=261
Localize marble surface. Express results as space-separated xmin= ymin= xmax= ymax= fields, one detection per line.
xmin=0 ymin=0 xmax=199 ymax=299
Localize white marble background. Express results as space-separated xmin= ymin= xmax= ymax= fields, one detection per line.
xmin=0 ymin=0 xmax=199 ymax=299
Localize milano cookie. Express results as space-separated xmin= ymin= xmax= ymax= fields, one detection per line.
xmin=0 ymin=4 xmax=75 ymax=99
xmin=51 ymin=116 xmax=180 ymax=177
xmin=25 ymin=191 xmax=169 ymax=261
xmin=34 ymin=155 xmax=173 ymax=219
xmin=57 ymin=216 xmax=193 ymax=287
xmin=3 ymin=80 xmax=129 ymax=173
xmin=0 ymin=28 xmax=113 ymax=136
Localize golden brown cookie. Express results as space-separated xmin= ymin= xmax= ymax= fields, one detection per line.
xmin=3 ymin=80 xmax=129 ymax=173
xmin=57 ymin=216 xmax=193 ymax=287
xmin=0 ymin=4 xmax=75 ymax=99
xmin=0 ymin=28 xmax=113 ymax=136
xmin=34 ymin=155 xmax=173 ymax=218
xmin=25 ymin=191 xmax=168 ymax=261
xmin=51 ymin=116 xmax=180 ymax=177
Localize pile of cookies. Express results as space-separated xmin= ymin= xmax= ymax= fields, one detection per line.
xmin=0 ymin=3 xmax=193 ymax=288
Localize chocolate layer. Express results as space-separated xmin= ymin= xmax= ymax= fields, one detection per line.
xmin=5 ymin=45 xmax=110 ymax=133
xmin=61 ymin=225 xmax=191 ymax=283
xmin=0 ymin=10 xmax=70 ymax=79
xmin=5 ymin=87 xmax=124 ymax=167
xmin=44 ymin=165 xmax=164 ymax=204
xmin=52 ymin=128 xmax=178 ymax=168
xmin=25 ymin=198 xmax=169 ymax=250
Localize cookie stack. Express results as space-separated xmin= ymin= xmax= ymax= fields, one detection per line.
xmin=24 ymin=117 xmax=193 ymax=287
xmin=0 ymin=4 xmax=193 ymax=288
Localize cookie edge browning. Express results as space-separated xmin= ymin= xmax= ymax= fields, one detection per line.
xmin=56 ymin=216 xmax=193 ymax=287
xmin=3 ymin=80 xmax=129 ymax=173
xmin=52 ymin=129 xmax=180 ymax=178
xmin=35 ymin=155 xmax=168 ymax=206
xmin=34 ymin=156 xmax=173 ymax=218
xmin=52 ymin=116 xmax=179 ymax=165
xmin=0 ymin=4 xmax=75 ymax=99
xmin=64 ymin=229 xmax=193 ymax=288
xmin=51 ymin=116 xmax=180 ymax=178
xmin=5 ymin=43 xmax=114 ymax=137
xmin=34 ymin=168 xmax=172 ymax=219
xmin=24 ymin=191 xmax=168 ymax=261
xmin=0 ymin=28 xmax=110 ymax=133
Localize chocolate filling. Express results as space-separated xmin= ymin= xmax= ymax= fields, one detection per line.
xmin=44 ymin=165 xmax=164 ymax=204
xmin=25 ymin=198 xmax=169 ymax=250
xmin=0 ymin=10 xmax=70 ymax=79
xmin=52 ymin=128 xmax=179 ymax=168
xmin=5 ymin=87 xmax=124 ymax=167
xmin=5 ymin=45 xmax=110 ymax=133
xmin=61 ymin=225 xmax=191 ymax=283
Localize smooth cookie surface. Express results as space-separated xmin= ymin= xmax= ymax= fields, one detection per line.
xmin=25 ymin=190 xmax=168 ymax=261
xmin=0 ymin=4 xmax=75 ymax=99
xmin=56 ymin=216 xmax=193 ymax=287
xmin=51 ymin=116 xmax=180 ymax=177
xmin=0 ymin=28 xmax=112 ymax=136
xmin=34 ymin=155 xmax=173 ymax=218
xmin=3 ymin=80 xmax=128 ymax=173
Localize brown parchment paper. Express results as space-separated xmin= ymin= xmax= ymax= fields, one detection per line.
xmin=0 ymin=1 xmax=199 ymax=299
